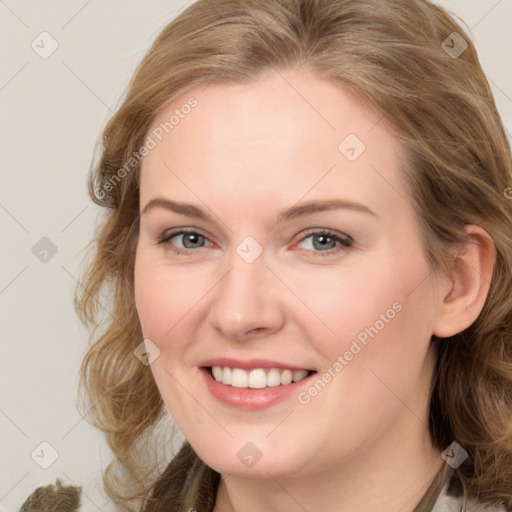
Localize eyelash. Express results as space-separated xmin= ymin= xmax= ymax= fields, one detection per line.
xmin=157 ymin=228 xmax=354 ymax=257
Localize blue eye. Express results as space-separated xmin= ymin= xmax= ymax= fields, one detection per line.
xmin=158 ymin=228 xmax=353 ymax=256
xmin=158 ymin=230 xmax=212 ymax=254
xmin=296 ymin=229 xmax=353 ymax=256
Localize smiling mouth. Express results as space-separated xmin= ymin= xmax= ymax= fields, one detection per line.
xmin=207 ymin=366 xmax=317 ymax=389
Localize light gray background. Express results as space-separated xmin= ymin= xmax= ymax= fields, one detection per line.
xmin=1 ymin=1 xmax=511 ymax=511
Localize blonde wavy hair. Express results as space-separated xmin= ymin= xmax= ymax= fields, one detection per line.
xmin=75 ymin=0 xmax=512 ymax=510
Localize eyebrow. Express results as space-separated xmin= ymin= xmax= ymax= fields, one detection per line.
xmin=140 ymin=197 xmax=377 ymax=222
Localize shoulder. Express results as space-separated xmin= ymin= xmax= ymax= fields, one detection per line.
xmin=431 ymin=468 xmax=511 ymax=512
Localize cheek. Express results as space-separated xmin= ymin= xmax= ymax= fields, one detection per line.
xmin=133 ymin=253 xmax=204 ymax=418
xmin=315 ymin=263 xmax=436 ymax=412
xmin=281 ymin=260 xmax=406 ymax=345
xmin=289 ymin=250 xmax=435 ymax=375
xmin=291 ymin=268 xmax=436 ymax=458
xmin=134 ymin=250 xmax=207 ymax=342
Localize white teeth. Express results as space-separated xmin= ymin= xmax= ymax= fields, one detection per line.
xmin=210 ymin=366 xmax=311 ymax=388
xmin=212 ymin=366 xmax=223 ymax=381
xmin=222 ymin=367 xmax=232 ymax=385
xmin=231 ymin=368 xmax=248 ymax=388
xmin=280 ymin=369 xmax=293 ymax=385
xmin=248 ymin=369 xmax=267 ymax=389
xmin=266 ymin=368 xmax=282 ymax=387
xmin=293 ymin=370 xmax=309 ymax=382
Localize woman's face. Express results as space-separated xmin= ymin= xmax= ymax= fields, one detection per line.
xmin=134 ymin=69 xmax=446 ymax=478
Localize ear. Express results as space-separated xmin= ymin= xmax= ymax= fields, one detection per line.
xmin=432 ymin=225 xmax=496 ymax=338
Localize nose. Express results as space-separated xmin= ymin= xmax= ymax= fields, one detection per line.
xmin=207 ymin=249 xmax=286 ymax=341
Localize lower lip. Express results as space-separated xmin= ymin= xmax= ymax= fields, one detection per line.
xmin=200 ymin=368 xmax=316 ymax=410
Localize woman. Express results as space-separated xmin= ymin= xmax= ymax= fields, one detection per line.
xmin=75 ymin=0 xmax=512 ymax=511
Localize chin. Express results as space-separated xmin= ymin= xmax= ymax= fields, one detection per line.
xmin=188 ymin=437 xmax=314 ymax=479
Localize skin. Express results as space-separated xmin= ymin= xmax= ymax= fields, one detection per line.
xmin=134 ymin=68 xmax=495 ymax=512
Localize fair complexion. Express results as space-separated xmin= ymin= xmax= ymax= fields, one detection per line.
xmin=134 ymin=68 xmax=495 ymax=512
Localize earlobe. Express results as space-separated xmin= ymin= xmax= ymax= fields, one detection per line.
xmin=432 ymin=225 xmax=496 ymax=338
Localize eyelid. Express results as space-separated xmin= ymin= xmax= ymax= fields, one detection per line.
xmin=295 ymin=227 xmax=353 ymax=245
xmin=292 ymin=228 xmax=354 ymax=255
xmin=157 ymin=228 xmax=214 ymax=247
xmin=158 ymin=227 xmax=354 ymax=255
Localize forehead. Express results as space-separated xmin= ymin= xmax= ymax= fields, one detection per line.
xmin=140 ymin=70 xmax=409 ymax=219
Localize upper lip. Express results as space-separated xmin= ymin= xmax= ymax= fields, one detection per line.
xmin=199 ymin=357 xmax=314 ymax=372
